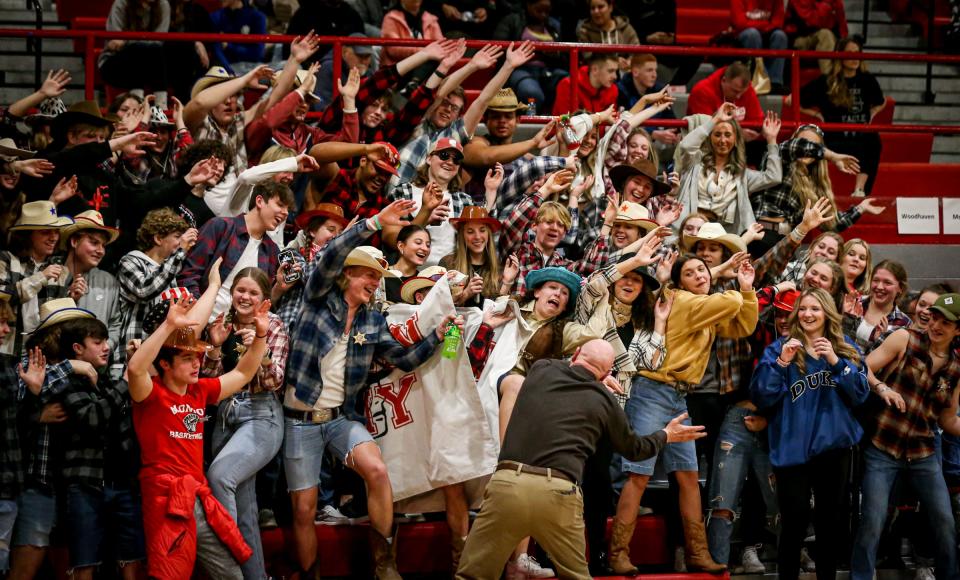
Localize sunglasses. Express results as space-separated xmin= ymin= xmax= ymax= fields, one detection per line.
xmin=435 ymin=151 xmax=463 ymax=165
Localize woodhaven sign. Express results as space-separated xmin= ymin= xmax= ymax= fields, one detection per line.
xmin=896 ymin=198 xmax=940 ymax=235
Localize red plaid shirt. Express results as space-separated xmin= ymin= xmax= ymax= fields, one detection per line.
xmin=317 ymin=168 xmax=387 ymax=242
xmin=467 ymin=323 xmax=496 ymax=380
xmin=873 ymin=329 xmax=960 ymax=461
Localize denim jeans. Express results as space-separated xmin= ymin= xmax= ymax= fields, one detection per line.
xmin=12 ymin=488 xmax=55 ymax=548
xmin=0 ymin=499 xmax=16 ymax=571
xmin=621 ymin=376 xmax=698 ymax=476
xmin=851 ymin=444 xmax=960 ymax=580
xmin=65 ymin=483 xmax=146 ymax=568
xmin=738 ymin=27 xmax=788 ymax=84
xmin=706 ymin=405 xmax=779 ymax=564
xmin=208 ymin=392 xmax=283 ymax=580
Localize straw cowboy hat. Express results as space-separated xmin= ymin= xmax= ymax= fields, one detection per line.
xmin=162 ymin=326 xmax=213 ymax=354
xmin=609 ymin=158 xmax=671 ymax=197
xmin=449 ymin=205 xmax=502 ymax=231
xmin=399 ymin=266 xmax=448 ymax=305
xmin=9 ymin=201 xmax=73 ymax=231
xmin=32 ymin=298 xmax=94 ymax=333
xmin=486 ymin=88 xmax=528 ymax=113
xmin=295 ymin=203 xmax=349 ymax=231
xmin=190 ymin=66 xmax=237 ymax=100
xmin=682 ymin=222 xmax=747 ymax=254
xmin=344 ymin=246 xmax=396 ymax=277
xmin=0 ymin=138 xmax=34 ymax=160
xmin=613 ymin=202 xmax=659 ymax=234
xmin=273 ymin=69 xmax=321 ymax=103
xmin=59 ymin=210 xmax=120 ymax=250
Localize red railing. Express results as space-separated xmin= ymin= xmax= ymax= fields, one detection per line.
xmin=1 ymin=28 xmax=960 ymax=134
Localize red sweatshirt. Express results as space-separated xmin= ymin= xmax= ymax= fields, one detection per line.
xmin=553 ymin=66 xmax=619 ymax=116
xmin=686 ymin=66 xmax=764 ymax=125
xmin=731 ymin=0 xmax=785 ymax=34
xmin=785 ymin=0 xmax=848 ymax=37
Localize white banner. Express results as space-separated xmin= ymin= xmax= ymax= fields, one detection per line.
xmin=943 ymin=198 xmax=960 ymax=235
xmin=366 ymin=277 xmax=500 ymax=511
xmin=896 ymin=197 xmax=940 ymax=235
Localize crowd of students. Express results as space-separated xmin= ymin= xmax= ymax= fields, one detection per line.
xmin=0 ymin=1 xmax=957 ymax=578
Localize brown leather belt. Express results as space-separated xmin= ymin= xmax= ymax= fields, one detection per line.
xmin=496 ymin=461 xmax=575 ymax=484
xmin=283 ymin=406 xmax=341 ymax=424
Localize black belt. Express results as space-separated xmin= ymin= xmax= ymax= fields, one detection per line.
xmin=496 ymin=461 xmax=575 ymax=484
xmin=283 ymin=406 xmax=341 ymax=424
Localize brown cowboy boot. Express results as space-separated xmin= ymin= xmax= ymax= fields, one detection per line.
xmin=683 ymin=517 xmax=727 ymax=574
xmin=450 ymin=533 xmax=467 ymax=574
xmin=607 ymin=518 xmax=639 ymax=575
xmin=369 ymin=528 xmax=403 ymax=580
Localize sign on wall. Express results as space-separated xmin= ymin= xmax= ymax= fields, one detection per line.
xmin=943 ymin=198 xmax=960 ymax=235
xmin=896 ymin=198 xmax=940 ymax=235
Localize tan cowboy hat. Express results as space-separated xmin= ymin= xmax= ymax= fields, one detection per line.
xmin=399 ymin=266 xmax=448 ymax=304
xmin=295 ymin=203 xmax=348 ymax=230
xmin=59 ymin=210 xmax=120 ymax=250
xmin=613 ymin=202 xmax=659 ymax=234
xmin=682 ymin=222 xmax=747 ymax=254
xmin=0 ymin=138 xmax=34 ymax=160
xmin=9 ymin=200 xmax=73 ymax=231
xmin=449 ymin=205 xmax=502 ymax=231
xmin=190 ymin=66 xmax=238 ymax=99
xmin=32 ymin=298 xmax=94 ymax=334
xmin=293 ymin=69 xmax=320 ymax=102
xmin=609 ymin=158 xmax=671 ymax=197
xmin=162 ymin=327 xmax=213 ymax=353
xmin=486 ymin=88 xmax=528 ymax=113
xmin=52 ymin=100 xmax=114 ymax=138
xmin=344 ymin=246 xmax=396 ymax=278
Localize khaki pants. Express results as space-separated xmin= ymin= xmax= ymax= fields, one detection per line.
xmin=456 ymin=469 xmax=590 ymax=580
xmin=794 ymin=29 xmax=838 ymax=74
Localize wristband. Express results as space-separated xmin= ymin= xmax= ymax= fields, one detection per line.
xmin=876 ymin=382 xmax=890 ymax=394
xmin=256 ymin=333 xmax=267 ymax=339
xmin=373 ymin=215 xmax=383 ymax=231
xmin=432 ymin=70 xmax=446 ymax=79
xmin=776 ymin=356 xmax=790 ymax=368
xmin=342 ymin=108 xmax=358 ymax=114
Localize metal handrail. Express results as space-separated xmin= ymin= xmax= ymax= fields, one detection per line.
xmin=1 ymin=28 xmax=958 ymax=134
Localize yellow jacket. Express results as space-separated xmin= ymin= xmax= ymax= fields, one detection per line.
xmin=641 ymin=288 xmax=758 ymax=386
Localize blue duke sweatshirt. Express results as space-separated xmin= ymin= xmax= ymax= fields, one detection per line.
xmin=751 ymin=336 xmax=869 ymax=468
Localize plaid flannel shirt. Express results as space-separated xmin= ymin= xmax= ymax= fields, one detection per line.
xmin=874 ymin=329 xmax=960 ymax=460
xmin=60 ymin=375 xmax=132 ymax=487
xmin=467 ymin=323 xmax=495 ymax=380
xmin=121 ymin=126 xmax=193 ymax=183
xmin=178 ymin=215 xmax=279 ymax=299
xmin=709 ymin=231 xmax=802 ymax=394
xmin=18 ymin=359 xmax=73 ymax=489
xmin=388 ymin=182 xmax=475 ymax=221
xmin=854 ymin=297 xmax=912 ymax=349
xmin=286 ymin=221 xmax=442 ymax=421
xmin=317 ymin=168 xmax=389 ymax=226
xmin=776 ymin=252 xmax=809 ymax=286
xmin=116 ymin=249 xmax=187 ymax=362
xmin=202 ymin=312 xmax=289 ymax=393
xmin=194 ymin=113 xmax=247 ymax=176
xmin=751 ymin=138 xmax=862 ymax=231
xmin=0 ymin=355 xmax=23 ymax=499
xmin=495 ymin=155 xmax=569 ymax=218
xmin=389 ymin=119 xmax=472 ymax=195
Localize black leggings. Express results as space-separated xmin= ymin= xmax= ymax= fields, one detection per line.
xmin=99 ymin=43 xmax=168 ymax=91
xmin=773 ymin=447 xmax=852 ymax=580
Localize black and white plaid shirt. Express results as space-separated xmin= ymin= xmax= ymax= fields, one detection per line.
xmin=116 ymin=249 xmax=187 ymax=364
xmin=0 ymin=355 xmax=23 ymax=499
xmin=61 ymin=374 xmax=136 ymax=487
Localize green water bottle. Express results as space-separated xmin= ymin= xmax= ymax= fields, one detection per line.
xmin=441 ymin=324 xmax=460 ymax=359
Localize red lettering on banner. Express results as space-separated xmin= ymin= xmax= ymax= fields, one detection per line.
xmin=374 ymin=373 xmax=417 ymax=429
xmin=387 ymin=312 xmax=423 ymax=346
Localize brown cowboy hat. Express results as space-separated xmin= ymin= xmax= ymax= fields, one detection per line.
xmin=609 ymin=158 xmax=671 ymax=197
xmin=162 ymin=327 xmax=213 ymax=354
xmin=52 ymin=100 xmax=114 ymax=138
xmin=449 ymin=205 xmax=502 ymax=231
xmin=295 ymin=203 xmax=349 ymax=231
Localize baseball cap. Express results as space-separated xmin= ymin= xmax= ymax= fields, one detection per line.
xmin=430 ymin=137 xmax=463 ymax=156
xmin=347 ymin=33 xmax=374 ymax=57
xmin=929 ymin=293 xmax=960 ymax=322
xmin=369 ymin=142 xmax=400 ymax=175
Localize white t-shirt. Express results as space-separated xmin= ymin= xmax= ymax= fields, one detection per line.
xmin=407 ymin=185 xmax=456 ymax=268
xmin=285 ymin=333 xmax=349 ymax=410
xmin=212 ymin=237 xmax=262 ymax=319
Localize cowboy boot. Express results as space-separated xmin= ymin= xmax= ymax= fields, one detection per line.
xmin=607 ymin=518 xmax=639 ymax=575
xmin=682 ymin=517 xmax=727 ymax=574
xmin=450 ymin=532 xmax=467 ymax=574
xmin=369 ymin=528 xmax=403 ymax=580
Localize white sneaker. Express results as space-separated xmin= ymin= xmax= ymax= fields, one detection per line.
xmin=800 ymin=546 xmax=816 ymax=572
xmin=741 ymin=544 xmax=766 ymax=574
xmin=506 ymin=553 xmax=555 ymax=579
xmin=674 ymin=546 xmax=687 ymax=572
xmin=314 ymin=504 xmax=349 ymax=525
xmin=851 ymin=189 xmax=866 ymax=198
xmin=915 ymin=567 xmax=936 ymax=580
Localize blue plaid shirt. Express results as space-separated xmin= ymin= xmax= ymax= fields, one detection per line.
xmin=286 ymin=221 xmax=442 ymax=421
xmin=388 ymin=118 xmax=471 ymax=197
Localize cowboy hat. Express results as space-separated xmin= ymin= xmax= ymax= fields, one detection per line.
xmin=399 ymin=266 xmax=448 ymax=305
xmin=295 ymin=203 xmax=349 ymax=231
xmin=52 ymin=100 xmax=114 ymax=137
xmin=524 ymin=267 xmax=582 ymax=305
xmin=616 ymin=252 xmax=661 ymax=293
xmin=9 ymin=200 xmax=73 ymax=231
xmin=449 ymin=205 xmax=502 ymax=231
xmin=294 ymin=69 xmax=321 ymax=102
xmin=773 ymin=289 xmax=800 ymax=313
xmin=32 ymin=298 xmax=94 ymax=334
xmin=609 ymin=158 xmax=671 ymax=197
xmin=24 ymin=97 xmax=66 ymax=126
xmin=149 ymin=106 xmax=176 ymax=128
xmin=162 ymin=326 xmax=212 ymax=354
xmin=344 ymin=246 xmax=396 ymax=278
xmin=486 ymin=88 xmax=528 ymax=113
xmin=613 ymin=202 xmax=659 ymax=234
xmin=59 ymin=210 xmax=120 ymax=250
xmin=682 ymin=222 xmax=747 ymax=254
xmin=190 ymin=66 xmax=238 ymax=100
xmin=142 ymin=287 xmax=194 ymax=335
xmin=0 ymin=138 xmax=34 ymax=160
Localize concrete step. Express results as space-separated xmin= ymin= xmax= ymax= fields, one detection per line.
xmin=887 ymin=90 xmax=960 ymax=104
xmin=876 ymin=75 xmax=960 ymax=93
xmin=0 ymin=86 xmax=85 ymax=104
xmin=871 ymin=61 xmax=959 ymax=77
xmin=0 ymin=0 xmax=53 ymax=9
xmin=0 ymin=8 xmax=59 ymax=24
xmin=845 ymin=0 xmax=894 ymax=22
xmin=863 ymin=35 xmax=926 ymax=50
xmin=849 ymin=21 xmax=915 ymax=37
xmin=0 ymin=54 xmax=83 ymax=73
xmin=893 ymin=104 xmax=960 ymax=122
xmin=931 ymin=152 xmax=960 ymax=163
xmin=0 ymin=36 xmax=71 ymax=52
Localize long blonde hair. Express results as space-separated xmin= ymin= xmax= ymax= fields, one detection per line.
xmin=787 ymin=287 xmax=861 ymax=374
xmin=702 ymin=118 xmax=746 ymax=177
xmin=790 ymin=126 xmax=837 ymax=229
xmin=842 ymin=238 xmax=872 ymax=293
xmin=826 ymin=37 xmax=868 ymax=110
xmin=447 ymin=223 xmax=502 ymax=298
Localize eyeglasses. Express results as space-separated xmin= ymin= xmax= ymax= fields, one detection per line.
xmin=437 ymin=100 xmax=463 ymax=114
xmin=435 ymin=151 xmax=463 ymax=165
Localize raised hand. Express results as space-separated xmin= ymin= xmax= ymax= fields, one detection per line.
xmin=483 ymin=306 xmax=515 ymax=329
xmin=365 ymin=142 xmax=398 ymax=168
xmin=501 ymin=254 xmax=520 ymax=288
xmin=531 ymin=119 xmax=557 ymax=149
xmin=207 ymin=312 xmax=231 ymax=347
xmin=654 ymin=202 xmax=683 ymax=227
xmin=18 ymin=347 xmax=46 ymax=395
xmin=857 ymin=198 xmax=885 ymax=216
xmin=505 ymin=41 xmax=536 ymax=69
xmin=737 ymin=259 xmax=756 ymax=291
xmin=654 ymin=290 xmax=674 ymax=323
xmin=484 ymin=162 xmax=505 ymax=194
xmin=244 ymin=64 xmax=275 ymax=90
xmin=377 ymin=199 xmax=417 ymax=228
xmin=595 ymin=104 xmax=617 ymax=125
xmin=761 ymin=110 xmax=781 ymax=143
xmin=441 ymin=38 xmax=468 ymax=68
xmin=843 ymin=291 xmax=864 ymax=318
xmin=165 ymin=296 xmax=197 ymax=329
xmin=290 ymin=30 xmax=321 ymax=63
xmin=429 ymin=199 xmax=451 ymax=224
xmin=812 ymin=336 xmax=838 ymax=365
xmin=13 ymin=158 xmax=55 ymax=178
xmin=422 ymin=181 xmax=445 ymax=211
xmin=424 ymin=38 xmax=458 ymax=61
xmin=540 ymin=169 xmax=575 ymax=196
xmin=740 ymin=222 xmax=765 ymax=245
xmin=634 ymin=233 xmax=663 ymax=266
xmin=569 ymin=174 xmax=595 ymax=203
xmin=833 ymin=153 xmax=860 ymax=175
xmin=39 ymin=69 xmax=71 ymax=98
xmin=295 ymin=153 xmax=320 ymax=173
xmin=714 ymin=102 xmax=737 ymax=123
xmin=655 ymin=248 xmax=678 ymax=284
xmin=207 ymin=256 xmax=224 ymax=289
xmin=185 ymin=157 xmax=223 ymax=187
xmin=180 ymin=227 xmax=198 ymax=251
xmin=662 ymin=413 xmax=706 ymax=443
xmin=118 ymin=131 xmax=158 ymax=156
xmin=780 ymin=337 xmax=803 ymax=363
xmin=800 ymin=197 xmax=834 ymax=232
xmin=338 ymin=67 xmax=361 ymax=101
xmin=170 ymin=96 xmax=185 ymax=128
xmin=253 ymin=299 xmax=272 ymax=338
xmin=470 ymin=44 xmax=503 ymax=70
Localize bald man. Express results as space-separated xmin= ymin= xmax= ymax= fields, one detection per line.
xmin=457 ymin=340 xmax=706 ymax=579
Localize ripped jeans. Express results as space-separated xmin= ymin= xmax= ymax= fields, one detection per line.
xmin=706 ymin=405 xmax=779 ymax=565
